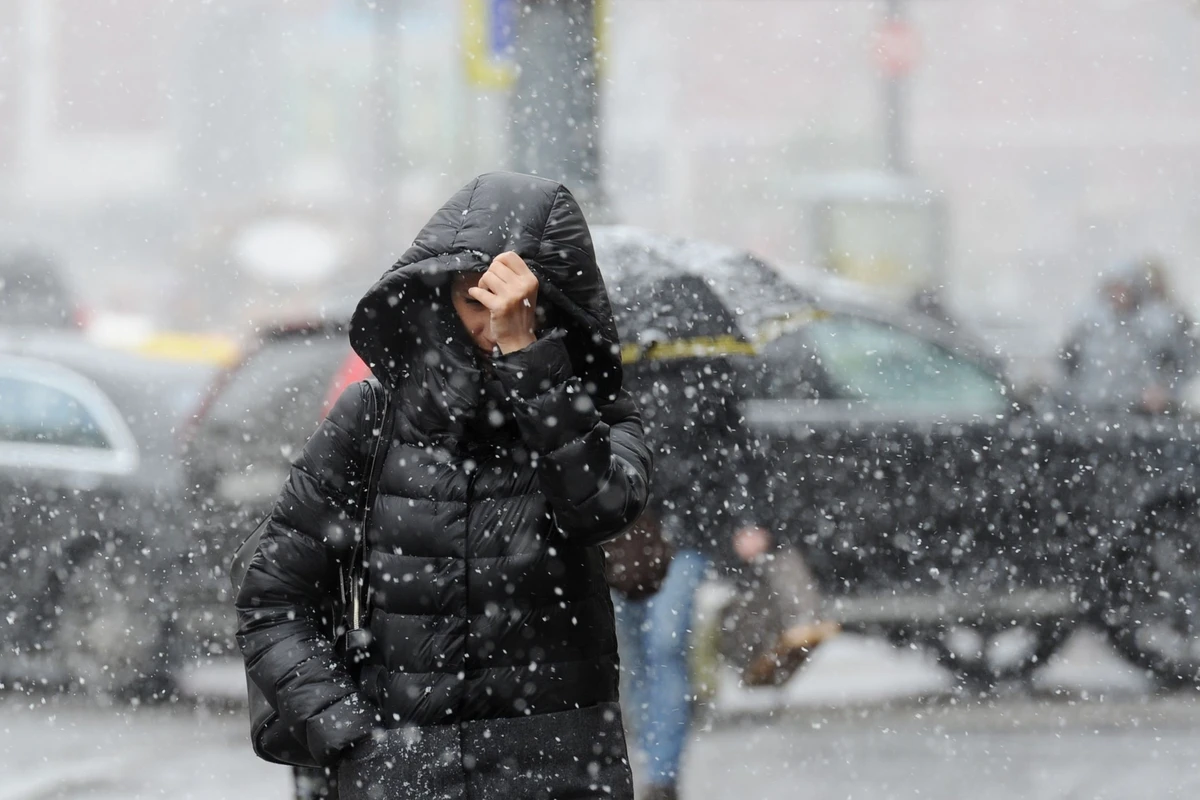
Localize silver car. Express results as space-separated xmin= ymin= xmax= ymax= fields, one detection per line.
xmin=0 ymin=334 xmax=214 ymax=697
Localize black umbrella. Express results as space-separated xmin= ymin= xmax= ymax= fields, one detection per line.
xmin=590 ymin=226 xmax=810 ymax=362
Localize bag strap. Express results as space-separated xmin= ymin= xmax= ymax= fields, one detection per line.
xmin=347 ymin=379 xmax=393 ymax=629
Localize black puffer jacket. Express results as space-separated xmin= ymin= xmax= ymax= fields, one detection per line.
xmin=236 ymin=173 xmax=651 ymax=798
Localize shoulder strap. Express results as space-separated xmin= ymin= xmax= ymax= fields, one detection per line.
xmin=358 ymin=378 xmax=394 ymax=527
xmin=346 ymin=378 xmax=393 ymax=629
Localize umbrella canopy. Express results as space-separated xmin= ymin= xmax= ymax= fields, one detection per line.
xmin=590 ymin=226 xmax=810 ymax=362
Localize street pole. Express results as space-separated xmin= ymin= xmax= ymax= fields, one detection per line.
xmin=371 ymin=0 xmax=401 ymax=256
xmin=510 ymin=0 xmax=608 ymax=220
xmin=883 ymin=0 xmax=908 ymax=174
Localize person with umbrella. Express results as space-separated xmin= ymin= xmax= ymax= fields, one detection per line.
xmin=594 ymin=229 xmax=837 ymax=800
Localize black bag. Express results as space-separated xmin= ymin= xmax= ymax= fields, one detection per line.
xmin=603 ymin=510 xmax=673 ymax=601
xmin=229 ymin=379 xmax=393 ymax=768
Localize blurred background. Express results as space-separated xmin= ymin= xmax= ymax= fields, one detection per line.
xmin=3 ymin=0 xmax=1198 ymax=354
xmin=5 ymin=1 xmax=1200 ymax=798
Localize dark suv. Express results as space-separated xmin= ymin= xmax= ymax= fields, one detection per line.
xmin=748 ymin=298 xmax=1200 ymax=687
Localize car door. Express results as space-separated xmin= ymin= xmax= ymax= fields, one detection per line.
xmin=0 ymin=361 xmax=139 ymax=640
xmin=747 ymin=309 xmax=1014 ymax=608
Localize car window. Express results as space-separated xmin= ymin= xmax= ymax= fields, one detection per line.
xmin=756 ymin=337 xmax=826 ymax=401
xmin=804 ymin=315 xmax=1008 ymax=416
xmin=205 ymin=331 xmax=348 ymax=444
xmin=0 ymin=376 xmax=110 ymax=448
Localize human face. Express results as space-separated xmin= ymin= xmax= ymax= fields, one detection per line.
xmin=451 ymin=272 xmax=496 ymax=354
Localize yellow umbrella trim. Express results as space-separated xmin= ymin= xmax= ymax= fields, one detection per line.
xmin=620 ymin=335 xmax=757 ymax=365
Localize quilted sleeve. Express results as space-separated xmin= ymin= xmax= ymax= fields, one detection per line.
xmin=234 ymin=382 xmax=380 ymax=765
xmin=492 ymin=331 xmax=652 ymax=546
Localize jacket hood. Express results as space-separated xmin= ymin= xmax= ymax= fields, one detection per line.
xmin=350 ymin=172 xmax=624 ymax=403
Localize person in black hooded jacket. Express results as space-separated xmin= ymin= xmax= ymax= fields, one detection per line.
xmin=236 ymin=172 xmax=652 ymax=799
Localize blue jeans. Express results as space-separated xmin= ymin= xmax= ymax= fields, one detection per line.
xmin=612 ymin=548 xmax=711 ymax=787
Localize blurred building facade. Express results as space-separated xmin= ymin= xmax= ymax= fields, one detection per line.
xmin=0 ymin=0 xmax=505 ymax=329
xmin=605 ymin=0 xmax=1200 ymax=342
xmin=0 ymin=0 xmax=1197 ymax=346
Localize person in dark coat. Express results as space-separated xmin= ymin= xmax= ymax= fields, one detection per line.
xmin=612 ymin=355 xmax=763 ymax=800
xmin=237 ymin=172 xmax=652 ymax=799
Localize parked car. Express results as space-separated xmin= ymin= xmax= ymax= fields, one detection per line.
xmin=0 ymin=332 xmax=215 ymax=696
xmin=179 ymin=317 xmax=368 ymax=658
xmin=0 ymin=251 xmax=85 ymax=330
xmin=746 ymin=295 xmax=1200 ymax=687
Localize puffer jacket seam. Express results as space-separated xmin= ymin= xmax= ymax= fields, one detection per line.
xmin=463 ymin=556 xmax=566 ymax=563
xmin=467 ymin=490 xmax=545 ymax=500
xmin=272 ymin=652 xmax=328 ymax=685
xmin=505 ymin=376 xmax=573 ymax=405
xmin=370 ymin=610 xmax=458 ymax=621
xmin=282 ymin=382 xmax=374 ymax=512
xmin=376 ymin=493 xmax=463 ymax=505
xmin=371 ymin=595 xmax=609 ymax=619
xmin=539 ymin=185 xmax=565 ymax=245
xmin=524 ymin=424 xmax=591 ymax=459
xmin=373 ymin=656 xmax=617 ymax=680
xmin=464 ymin=595 xmax=614 ymax=622
xmin=535 ymin=235 xmax=611 ymax=332
xmin=279 ymin=460 xmax=354 ymax=519
xmin=318 ymin=381 xmax=373 ymax=506
xmin=497 ymin=588 xmax=612 ymax=610
xmin=463 ymin=653 xmax=619 ymax=676
xmin=253 ymin=523 xmax=338 ymax=581
xmin=323 ymin=380 xmax=370 ymax=443
xmin=449 ymin=176 xmax=483 ymax=252
xmin=550 ymin=462 xmax=616 ymax=510
xmin=299 ymin=689 xmax=358 ymax=729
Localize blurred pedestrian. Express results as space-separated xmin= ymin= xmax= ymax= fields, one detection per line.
xmin=1140 ymin=258 xmax=1197 ymax=405
xmin=1060 ymin=257 xmax=1196 ymax=414
xmin=237 ymin=173 xmax=651 ymax=799
xmin=615 ymin=356 xmax=834 ymax=800
xmin=720 ymin=528 xmax=839 ymax=688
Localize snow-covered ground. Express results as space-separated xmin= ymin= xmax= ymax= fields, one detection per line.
xmin=0 ymin=699 xmax=286 ymax=800
xmin=707 ymin=627 xmax=1154 ymax=718
xmin=683 ymin=693 xmax=1200 ymax=800
xmin=3 ymin=627 xmax=1188 ymax=799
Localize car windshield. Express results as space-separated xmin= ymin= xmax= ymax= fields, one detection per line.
xmin=766 ymin=315 xmax=1008 ymax=417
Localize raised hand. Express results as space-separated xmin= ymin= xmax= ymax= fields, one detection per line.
xmin=467 ymin=252 xmax=540 ymax=355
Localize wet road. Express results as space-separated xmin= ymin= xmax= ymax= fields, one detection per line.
xmin=3 ymin=631 xmax=1198 ymax=799
xmin=4 ymin=692 xmax=1200 ymax=800
xmin=684 ymin=696 xmax=1200 ymax=800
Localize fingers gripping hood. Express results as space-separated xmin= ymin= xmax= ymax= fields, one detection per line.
xmin=350 ymin=172 xmax=625 ymax=402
